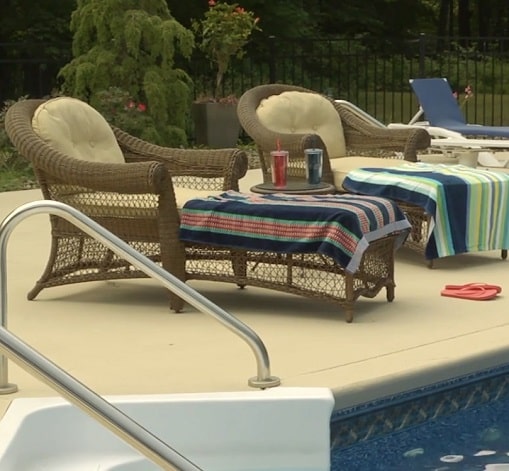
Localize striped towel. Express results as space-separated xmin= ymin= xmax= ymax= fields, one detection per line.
xmin=343 ymin=163 xmax=509 ymax=259
xmin=180 ymin=191 xmax=411 ymax=273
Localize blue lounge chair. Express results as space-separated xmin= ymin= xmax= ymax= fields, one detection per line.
xmin=409 ymin=77 xmax=509 ymax=138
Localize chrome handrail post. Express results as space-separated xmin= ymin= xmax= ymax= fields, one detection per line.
xmin=0 ymin=200 xmax=280 ymax=391
xmin=0 ymin=215 xmax=18 ymax=394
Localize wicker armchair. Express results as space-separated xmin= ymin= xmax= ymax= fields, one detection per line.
xmin=237 ymin=84 xmax=430 ymax=186
xmin=5 ymin=98 xmax=248 ymax=312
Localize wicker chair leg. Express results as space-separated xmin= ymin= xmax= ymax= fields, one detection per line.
xmin=165 ymin=252 xmax=186 ymax=311
xmin=230 ymin=250 xmax=247 ymax=289
xmin=344 ymin=274 xmax=355 ymax=323
xmin=502 ymin=249 xmax=507 ymax=260
xmin=27 ymin=234 xmax=62 ymax=300
xmin=27 ymin=283 xmax=44 ymax=301
xmin=386 ymin=283 xmax=395 ymax=302
xmin=168 ymin=293 xmax=185 ymax=313
xmin=344 ymin=304 xmax=354 ymax=323
xmin=162 ymin=238 xmax=186 ymax=313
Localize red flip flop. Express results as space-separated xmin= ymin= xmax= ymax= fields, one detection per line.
xmin=444 ymin=282 xmax=502 ymax=294
xmin=441 ymin=286 xmax=499 ymax=300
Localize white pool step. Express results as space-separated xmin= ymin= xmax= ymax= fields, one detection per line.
xmin=0 ymin=388 xmax=334 ymax=471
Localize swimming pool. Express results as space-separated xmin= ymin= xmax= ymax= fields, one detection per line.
xmin=3 ymin=364 xmax=509 ymax=470
xmin=330 ymin=361 xmax=509 ymax=470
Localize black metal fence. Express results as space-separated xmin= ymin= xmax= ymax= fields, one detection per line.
xmin=2 ymin=34 xmax=509 ymax=126
xmin=0 ymin=42 xmax=71 ymax=105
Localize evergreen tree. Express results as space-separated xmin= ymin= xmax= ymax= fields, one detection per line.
xmin=59 ymin=0 xmax=195 ymax=146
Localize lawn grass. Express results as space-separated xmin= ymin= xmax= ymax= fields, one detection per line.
xmin=0 ymin=151 xmax=37 ymax=192
xmin=0 ymin=168 xmax=37 ymax=192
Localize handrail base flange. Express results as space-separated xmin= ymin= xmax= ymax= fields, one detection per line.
xmin=0 ymin=383 xmax=18 ymax=395
xmin=248 ymin=376 xmax=281 ymax=389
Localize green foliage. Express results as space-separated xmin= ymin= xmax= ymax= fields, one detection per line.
xmin=0 ymin=98 xmax=23 ymax=165
xmin=58 ymin=0 xmax=195 ymax=147
xmin=0 ymin=0 xmax=74 ymax=43
xmin=93 ymin=88 xmax=152 ymax=137
xmin=0 ymin=97 xmax=36 ymax=191
xmin=192 ymin=1 xmax=261 ymax=98
xmin=92 ymin=87 xmax=188 ymax=145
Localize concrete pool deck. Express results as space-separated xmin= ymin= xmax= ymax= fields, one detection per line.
xmin=0 ymin=167 xmax=509 ymax=417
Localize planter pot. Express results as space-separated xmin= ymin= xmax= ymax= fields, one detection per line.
xmin=192 ymin=102 xmax=241 ymax=148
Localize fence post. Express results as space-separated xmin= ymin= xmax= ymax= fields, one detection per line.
xmin=268 ymin=36 xmax=276 ymax=83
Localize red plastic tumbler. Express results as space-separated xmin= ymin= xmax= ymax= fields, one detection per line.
xmin=270 ymin=150 xmax=289 ymax=188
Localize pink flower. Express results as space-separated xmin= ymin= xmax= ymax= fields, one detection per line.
xmin=137 ymin=103 xmax=147 ymax=112
xmin=453 ymin=84 xmax=474 ymax=108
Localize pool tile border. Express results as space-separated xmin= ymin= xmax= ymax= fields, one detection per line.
xmin=330 ymin=361 xmax=509 ymax=449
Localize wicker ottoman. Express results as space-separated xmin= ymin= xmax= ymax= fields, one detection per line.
xmin=343 ymin=163 xmax=509 ymax=267
xmin=180 ymin=192 xmax=410 ymax=322
xmin=184 ymin=236 xmax=400 ymax=323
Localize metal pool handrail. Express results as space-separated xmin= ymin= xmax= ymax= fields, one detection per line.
xmin=0 ymin=200 xmax=280 ymax=391
xmin=0 ymin=200 xmax=281 ymax=467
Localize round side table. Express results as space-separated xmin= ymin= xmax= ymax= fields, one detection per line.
xmin=250 ymin=181 xmax=336 ymax=195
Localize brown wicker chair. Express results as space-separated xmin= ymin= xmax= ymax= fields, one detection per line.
xmin=237 ymin=84 xmax=431 ymax=186
xmin=4 ymin=98 xmax=248 ymax=312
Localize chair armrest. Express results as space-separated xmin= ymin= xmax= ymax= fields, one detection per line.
xmin=146 ymin=148 xmax=248 ymax=191
xmin=32 ymin=148 xmax=170 ymax=194
xmin=112 ymin=126 xmax=248 ymax=191
xmin=336 ymin=104 xmax=431 ymax=161
xmin=402 ymin=127 xmax=431 ymax=161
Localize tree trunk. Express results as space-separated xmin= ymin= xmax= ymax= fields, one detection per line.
xmin=437 ymin=0 xmax=451 ymax=36
xmin=458 ymin=0 xmax=471 ymax=37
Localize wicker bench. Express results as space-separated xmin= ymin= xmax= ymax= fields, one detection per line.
xmin=180 ymin=192 xmax=410 ymax=322
xmin=343 ymin=164 xmax=509 ymax=267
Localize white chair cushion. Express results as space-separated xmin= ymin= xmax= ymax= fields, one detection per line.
xmin=32 ymin=97 xmax=125 ymax=164
xmin=256 ymin=91 xmax=346 ymax=158
xmin=331 ymin=156 xmax=406 ymax=189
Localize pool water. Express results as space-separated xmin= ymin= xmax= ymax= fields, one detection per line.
xmin=333 ymin=399 xmax=509 ymax=469
xmin=330 ymin=364 xmax=509 ymax=471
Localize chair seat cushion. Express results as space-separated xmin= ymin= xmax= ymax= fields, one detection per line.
xmin=331 ymin=156 xmax=406 ymax=189
xmin=32 ymin=97 xmax=125 ymax=164
xmin=256 ymin=91 xmax=346 ymax=158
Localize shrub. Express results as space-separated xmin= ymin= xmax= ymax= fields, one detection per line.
xmin=0 ymin=97 xmax=36 ymax=191
xmin=58 ymin=0 xmax=195 ymax=147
